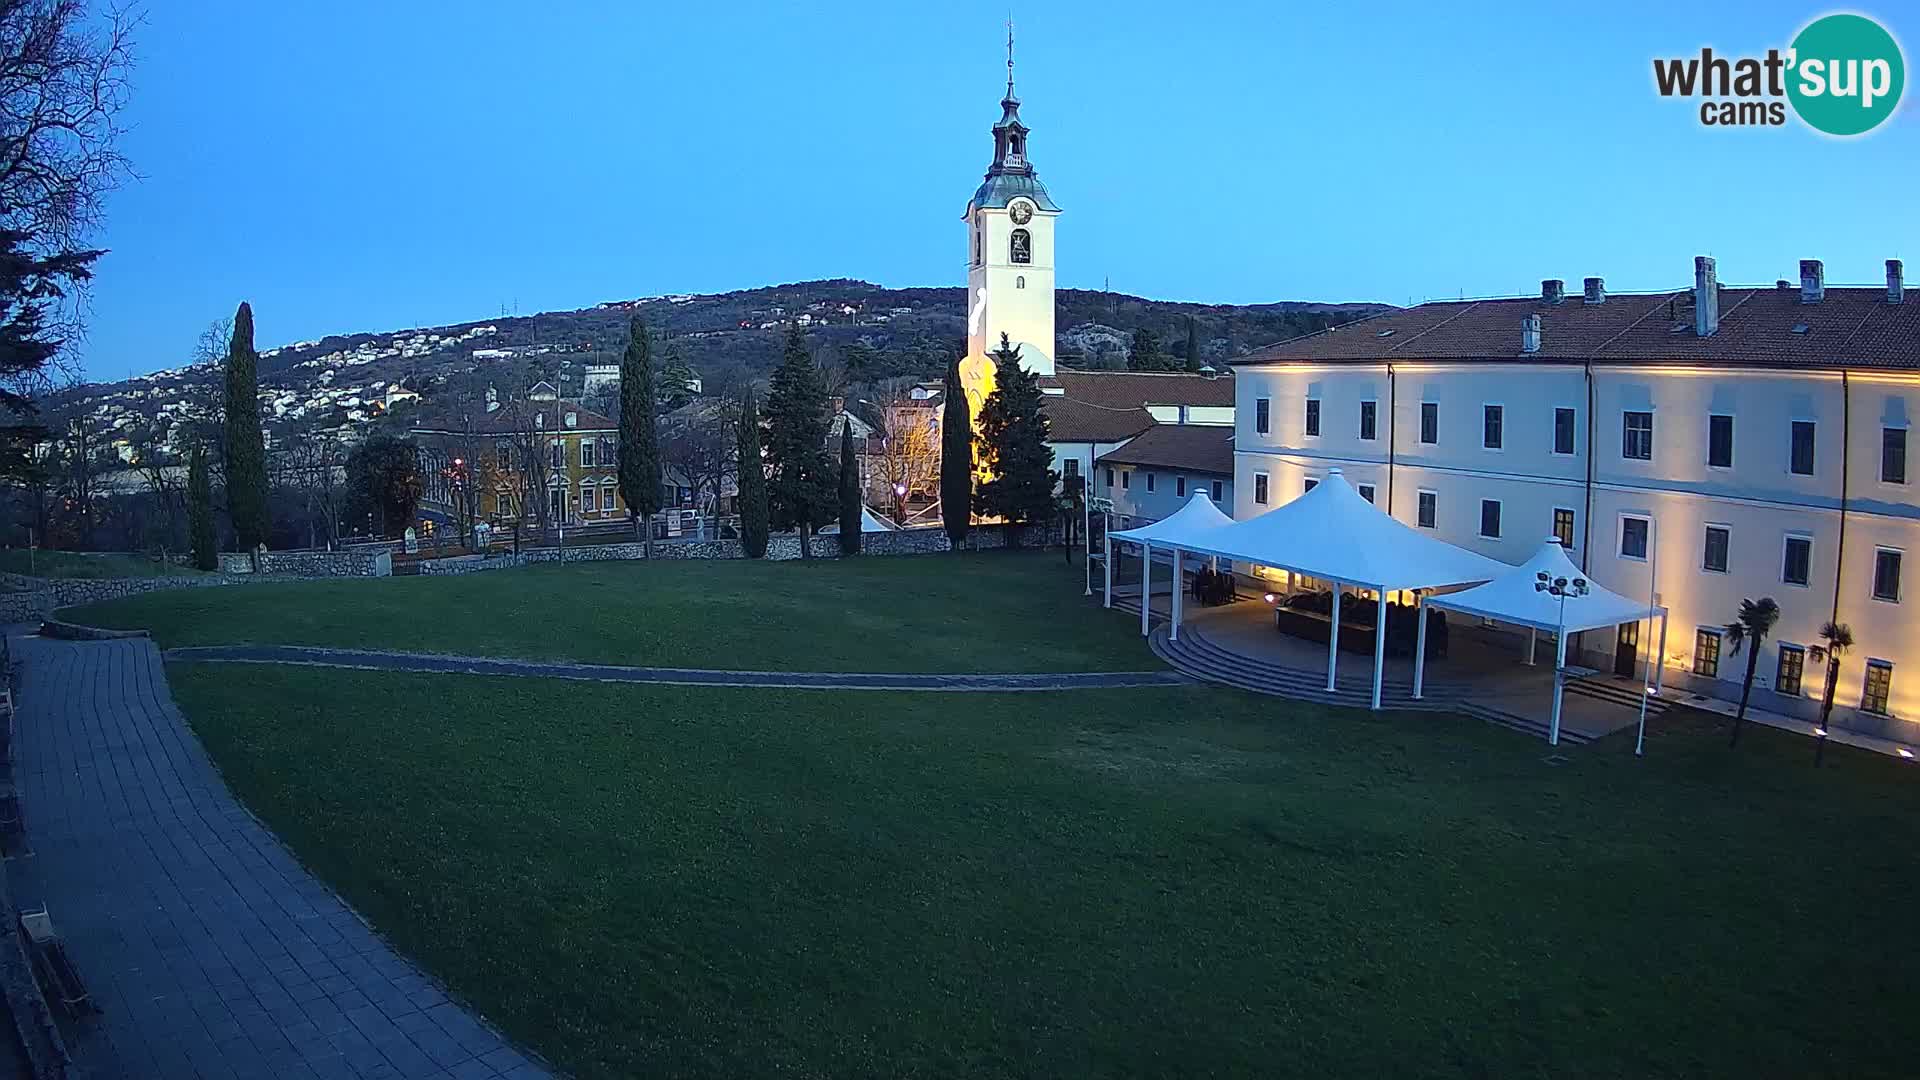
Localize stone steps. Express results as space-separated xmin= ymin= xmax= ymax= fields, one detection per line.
xmin=1566 ymin=676 xmax=1671 ymax=716
xmin=1148 ymin=623 xmax=1592 ymax=746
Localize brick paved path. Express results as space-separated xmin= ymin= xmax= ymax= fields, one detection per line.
xmin=165 ymin=644 xmax=1190 ymax=691
xmin=9 ymin=634 xmax=553 ymax=1080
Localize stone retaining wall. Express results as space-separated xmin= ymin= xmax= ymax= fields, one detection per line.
xmin=216 ymin=550 xmax=391 ymax=577
xmin=410 ymin=523 xmax=1062 ymax=574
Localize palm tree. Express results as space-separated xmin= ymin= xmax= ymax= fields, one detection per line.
xmin=1723 ymin=596 xmax=1781 ymax=748
xmin=1807 ymin=620 xmax=1855 ymax=767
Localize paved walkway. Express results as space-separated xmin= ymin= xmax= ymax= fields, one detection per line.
xmin=164 ymin=644 xmax=1190 ymax=691
xmin=9 ymin=634 xmax=552 ymax=1080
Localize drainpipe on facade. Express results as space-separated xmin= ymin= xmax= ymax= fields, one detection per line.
xmin=1385 ymin=364 xmax=1396 ymax=513
xmin=1580 ymin=360 xmax=1595 ymax=573
xmin=1833 ymin=371 xmax=1851 ymax=629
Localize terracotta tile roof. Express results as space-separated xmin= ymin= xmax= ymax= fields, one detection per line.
xmin=1235 ymin=286 xmax=1920 ymax=369
xmin=411 ymin=400 xmax=618 ymax=436
xmin=1039 ymin=369 xmax=1235 ymax=442
xmin=1095 ymin=423 xmax=1235 ymax=475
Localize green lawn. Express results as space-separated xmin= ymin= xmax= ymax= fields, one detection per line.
xmin=171 ymin=665 xmax=1920 ymax=1079
xmin=66 ymin=552 xmax=1151 ymax=673
xmin=0 ymin=549 xmax=209 ymax=579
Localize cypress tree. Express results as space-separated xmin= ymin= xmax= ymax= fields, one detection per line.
xmin=187 ymin=440 xmax=217 ymax=571
xmin=940 ymin=356 xmax=972 ymax=549
xmin=618 ymin=313 xmax=663 ymax=549
xmin=837 ymin=422 xmax=860 ymax=555
xmin=1127 ymin=326 xmax=1166 ymax=372
xmin=735 ymin=389 xmax=770 ymax=558
xmin=223 ymin=302 xmax=270 ymax=549
xmin=977 ymin=334 xmax=1056 ymax=548
xmin=1184 ymin=314 xmax=1205 ymax=372
xmin=764 ymin=323 xmax=833 ymax=557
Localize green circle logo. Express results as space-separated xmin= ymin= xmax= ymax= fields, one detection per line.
xmin=1787 ymin=13 xmax=1905 ymax=136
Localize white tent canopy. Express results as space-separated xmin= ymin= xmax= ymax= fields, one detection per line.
xmin=1104 ymin=491 xmax=1235 ymax=642
xmin=1109 ymin=471 xmax=1510 ymax=710
xmin=1179 ymin=469 xmax=1506 ymax=591
xmin=1420 ymin=537 xmax=1670 ymax=744
xmin=818 ymin=505 xmax=898 ymax=534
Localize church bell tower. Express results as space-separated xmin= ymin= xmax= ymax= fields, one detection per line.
xmin=962 ymin=26 xmax=1059 ymax=381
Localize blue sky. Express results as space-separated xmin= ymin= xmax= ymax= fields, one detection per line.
xmin=79 ymin=0 xmax=1915 ymax=381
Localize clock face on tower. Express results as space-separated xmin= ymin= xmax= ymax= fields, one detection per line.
xmin=1009 ymin=199 xmax=1034 ymax=225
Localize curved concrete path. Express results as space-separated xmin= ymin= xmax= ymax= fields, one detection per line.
xmin=164 ymin=644 xmax=1190 ymax=691
xmin=9 ymin=634 xmax=552 ymax=1079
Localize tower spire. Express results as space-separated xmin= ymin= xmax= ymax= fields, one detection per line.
xmin=1005 ymin=17 xmax=1015 ymax=100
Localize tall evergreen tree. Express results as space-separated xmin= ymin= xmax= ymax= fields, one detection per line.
xmin=735 ymin=389 xmax=770 ymax=558
xmin=656 ymin=340 xmax=697 ymax=413
xmin=940 ymin=356 xmax=972 ymax=549
xmin=1127 ymin=326 xmax=1166 ymax=372
xmin=187 ymin=440 xmax=216 ymax=571
xmin=1184 ymin=314 xmax=1205 ymax=372
xmin=977 ymin=334 xmax=1057 ymax=547
xmin=223 ymin=302 xmax=270 ymax=549
xmin=618 ymin=313 xmax=663 ymax=548
xmin=837 ymin=423 xmax=861 ymax=555
xmin=764 ymin=323 xmax=834 ymax=557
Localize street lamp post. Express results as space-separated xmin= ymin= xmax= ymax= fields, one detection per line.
xmin=1535 ymin=570 xmax=1590 ymax=747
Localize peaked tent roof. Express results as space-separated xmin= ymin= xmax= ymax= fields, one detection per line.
xmin=1110 ymin=491 xmax=1234 ymax=546
xmin=1425 ymin=537 xmax=1666 ymax=633
xmin=1170 ymin=469 xmax=1508 ymax=590
xmin=817 ymin=505 xmax=899 ymax=534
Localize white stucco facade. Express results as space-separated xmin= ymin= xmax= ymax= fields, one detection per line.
xmin=1233 ymin=359 xmax=1920 ymax=738
xmin=1100 ymin=463 xmax=1233 ymax=528
xmin=967 ymin=199 xmax=1056 ymax=376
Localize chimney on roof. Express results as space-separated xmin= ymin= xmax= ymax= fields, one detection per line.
xmin=1521 ymin=313 xmax=1542 ymax=354
xmin=1583 ymin=277 xmax=1605 ymax=304
xmin=1694 ymin=256 xmax=1720 ymax=336
xmin=1889 ymin=259 xmax=1905 ymax=304
xmin=1800 ymin=259 xmax=1824 ymax=303
xmin=1541 ymin=279 xmax=1565 ymax=305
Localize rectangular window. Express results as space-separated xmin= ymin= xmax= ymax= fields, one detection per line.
xmin=602 ymin=441 xmax=616 ymax=467
xmin=1144 ymin=472 xmax=1155 ymax=493
xmin=580 ymin=440 xmax=595 ymax=468
xmin=1255 ymin=398 xmax=1270 ymax=435
xmin=1121 ymin=471 xmax=1129 ymax=490
xmin=1703 ymin=525 xmax=1730 ymax=573
xmin=1420 ymin=402 xmax=1438 ymax=444
xmin=1479 ymin=499 xmax=1502 ymax=539
xmin=602 ymin=486 xmax=616 ymax=512
xmin=1304 ymin=399 xmax=1320 ymax=437
xmin=1211 ymin=480 xmax=1223 ymax=501
xmin=1862 ymin=660 xmax=1893 ymax=715
xmin=1104 ymin=467 xmax=1114 ymax=489
xmin=1063 ymin=458 xmax=1079 ymax=477
xmin=1552 ymin=508 xmax=1575 ymax=548
xmin=1417 ymin=490 xmax=1437 ymax=529
xmin=1776 ymin=645 xmax=1805 ymax=697
xmin=1783 ymin=535 xmax=1812 ymax=586
xmin=1253 ymin=473 xmax=1269 ymax=505
xmin=578 ymin=484 xmax=592 ymax=512
xmin=497 ymin=444 xmax=511 ymax=470
xmin=1482 ymin=405 xmax=1503 ymax=449
xmin=1708 ymin=414 xmax=1733 ymax=468
xmin=1357 ymin=483 xmax=1375 ymax=504
xmin=1621 ymin=515 xmax=1650 ymax=560
xmin=1622 ymin=411 xmax=1654 ymax=460
xmin=1694 ymin=628 xmax=1722 ymax=678
xmin=1175 ymin=476 xmax=1186 ymax=497
xmin=1359 ymin=400 xmax=1377 ymax=441
xmin=550 ymin=441 xmax=563 ymax=468
xmin=1553 ymin=407 xmax=1576 ymax=455
xmin=1873 ymin=548 xmax=1902 ymax=602
xmin=1790 ymin=420 xmax=1816 ymax=475
xmin=1883 ymin=427 xmax=1908 ymax=484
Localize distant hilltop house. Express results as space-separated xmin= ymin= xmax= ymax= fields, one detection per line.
xmin=578 ymin=363 xmax=701 ymax=399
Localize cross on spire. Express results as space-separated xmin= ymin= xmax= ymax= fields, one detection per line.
xmin=1005 ymin=17 xmax=1015 ymax=98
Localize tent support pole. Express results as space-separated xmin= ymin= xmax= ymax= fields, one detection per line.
xmin=1413 ymin=593 xmax=1428 ymax=700
xmin=1171 ymin=549 xmax=1184 ymax=642
xmin=1370 ymin=584 xmax=1388 ymax=711
xmin=1526 ymin=627 xmax=1537 ymax=666
xmin=1326 ymin=585 xmax=1341 ymax=691
xmin=1102 ymin=533 xmax=1112 ymax=608
xmin=1140 ymin=543 xmax=1151 ymax=637
xmin=1655 ymin=610 xmax=1668 ymax=692
xmin=1549 ymin=628 xmax=1569 ymax=746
